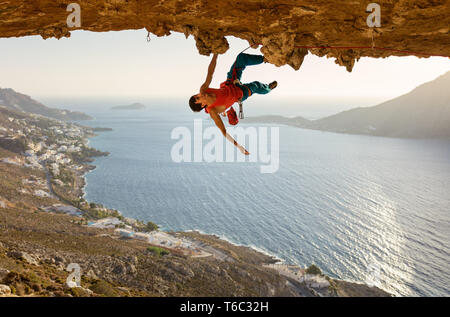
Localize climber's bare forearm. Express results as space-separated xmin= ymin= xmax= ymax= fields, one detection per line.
xmin=200 ymin=53 xmax=218 ymax=93
xmin=210 ymin=111 xmax=249 ymax=154
xmin=224 ymin=131 xmax=248 ymax=154
xmin=225 ymin=133 xmax=239 ymax=147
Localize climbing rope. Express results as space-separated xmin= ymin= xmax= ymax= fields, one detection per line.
xmin=370 ymin=29 xmax=375 ymax=50
xmin=238 ymin=101 xmax=244 ymax=119
xmin=239 ymin=45 xmax=253 ymax=55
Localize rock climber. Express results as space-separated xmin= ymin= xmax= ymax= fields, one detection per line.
xmin=189 ymin=47 xmax=277 ymax=155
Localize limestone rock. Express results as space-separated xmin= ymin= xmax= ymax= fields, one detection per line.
xmin=0 ymin=284 xmax=11 ymax=296
xmin=85 ymin=269 xmax=98 ymax=280
xmin=0 ymin=1 xmax=448 ymax=71
xmin=53 ymin=256 xmax=65 ymax=265
xmin=7 ymin=251 xmax=39 ymax=266
xmin=167 ymin=261 xmax=194 ymax=278
xmin=127 ymin=264 xmax=137 ymax=275
xmin=304 ymin=274 xmax=330 ymax=289
xmin=112 ymin=263 xmax=125 ymax=275
xmin=0 ymin=268 xmax=10 ymax=282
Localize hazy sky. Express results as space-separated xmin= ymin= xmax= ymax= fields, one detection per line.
xmin=1 ymin=30 xmax=449 ymax=104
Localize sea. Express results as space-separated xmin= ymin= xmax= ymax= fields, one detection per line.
xmin=57 ymin=97 xmax=449 ymax=297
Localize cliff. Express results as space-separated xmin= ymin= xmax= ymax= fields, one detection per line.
xmin=0 ymin=1 xmax=449 ymax=71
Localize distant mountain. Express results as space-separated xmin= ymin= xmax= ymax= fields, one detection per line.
xmin=111 ymin=103 xmax=146 ymax=110
xmin=248 ymin=71 xmax=450 ymax=139
xmin=0 ymin=88 xmax=92 ymax=121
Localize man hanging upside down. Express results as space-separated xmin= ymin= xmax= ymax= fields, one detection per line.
xmin=189 ymin=50 xmax=277 ymax=155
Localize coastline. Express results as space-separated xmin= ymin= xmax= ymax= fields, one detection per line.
xmin=81 ymin=128 xmax=287 ymax=264
xmin=0 ymin=116 xmax=392 ymax=296
xmin=79 ymin=130 xmax=391 ymax=296
xmin=184 ymin=229 xmax=285 ymax=264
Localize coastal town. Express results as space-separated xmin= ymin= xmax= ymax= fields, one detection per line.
xmin=1 ymin=113 xmax=87 ymax=173
xmin=0 ymin=105 xmax=105 ymax=202
xmin=0 ymin=105 xmax=228 ymax=259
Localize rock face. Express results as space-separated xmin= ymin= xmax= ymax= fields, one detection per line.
xmin=0 ymin=1 xmax=449 ymax=71
xmin=0 ymin=268 xmax=10 ymax=282
xmin=0 ymin=284 xmax=11 ymax=296
xmin=7 ymin=251 xmax=40 ymax=266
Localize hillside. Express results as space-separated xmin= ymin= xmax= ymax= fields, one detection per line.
xmin=248 ymin=71 xmax=450 ymax=139
xmin=313 ymin=71 xmax=450 ymax=138
xmin=0 ymin=88 xmax=92 ymax=121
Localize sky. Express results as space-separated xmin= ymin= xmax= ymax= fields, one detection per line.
xmin=1 ymin=29 xmax=449 ymax=113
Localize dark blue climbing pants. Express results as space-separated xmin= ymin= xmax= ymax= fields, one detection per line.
xmin=226 ymin=53 xmax=272 ymax=102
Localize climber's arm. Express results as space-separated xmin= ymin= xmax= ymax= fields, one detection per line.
xmin=209 ymin=110 xmax=250 ymax=155
xmin=200 ymin=53 xmax=218 ymax=94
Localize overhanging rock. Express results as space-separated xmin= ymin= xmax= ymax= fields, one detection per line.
xmin=0 ymin=0 xmax=449 ymax=71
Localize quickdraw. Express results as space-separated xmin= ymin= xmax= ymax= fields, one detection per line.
xmin=238 ymin=100 xmax=244 ymax=120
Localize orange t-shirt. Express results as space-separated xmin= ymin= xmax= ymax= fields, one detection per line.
xmin=204 ymin=83 xmax=243 ymax=113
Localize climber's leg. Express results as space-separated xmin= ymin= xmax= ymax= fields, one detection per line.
xmin=246 ymin=81 xmax=272 ymax=95
xmin=227 ymin=53 xmax=265 ymax=81
xmin=239 ymin=81 xmax=275 ymax=102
